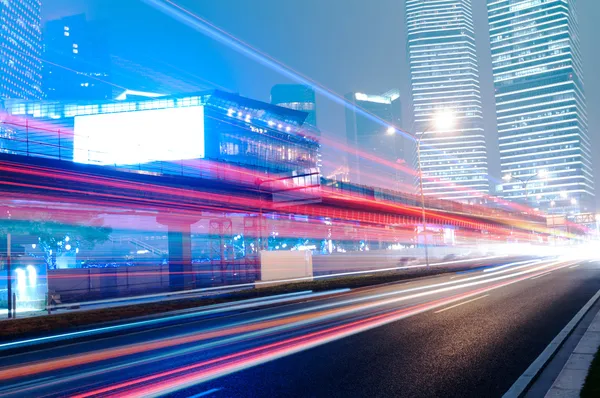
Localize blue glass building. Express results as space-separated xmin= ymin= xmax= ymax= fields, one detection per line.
xmin=43 ymin=14 xmax=112 ymax=101
xmin=0 ymin=90 xmax=320 ymax=178
xmin=270 ymin=84 xmax=318 ymax=130
xmin=344 ymin=90 xmax=404 ymax=190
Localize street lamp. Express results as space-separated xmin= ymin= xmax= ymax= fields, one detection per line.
xmin=502 ymin=169 xmax=548 ymax=203
xmin=416 ymin=110 xmax=456 ymax=267
xmin=384 ymin=110 xmax=455 ymax=267
xmin=255 ymin=178 xmax=272 ymax=253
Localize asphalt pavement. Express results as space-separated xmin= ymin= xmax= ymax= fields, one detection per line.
xmin=1 ymin=256 xmax=599 ymax=398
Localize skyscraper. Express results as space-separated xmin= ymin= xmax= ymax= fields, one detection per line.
xmin=488 ymin=0 xmax=594 ymax=214
xmin=270 ymin=84 xmax=317 ymax=130
xmin=405 ymin=0 xmax=489 ymax=202
xmin=0 ymin=0 xmax=43 ymax=99
xmin=345 ymin=90 xmax=404 ymax=189
xmin=43 ymin=14 xmax=112 ymax=100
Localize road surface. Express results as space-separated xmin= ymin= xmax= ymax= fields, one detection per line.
xmin=0 ymin=256 xmax=599 ymax=398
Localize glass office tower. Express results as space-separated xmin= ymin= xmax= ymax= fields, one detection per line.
xmin=0 ymin=0 xmax=43 ymax=100
xmin=43 ymin=14 xmax=112 ymax=101
xmin=270 ymin=84 xmax=317 ymax=129
xmin=489 ymin=0 xmax=594 ymax=214
xmin=344 ymin=90 xmax=404 ymax=189
xmin=406 ymin=0 xmax=490 ymax=202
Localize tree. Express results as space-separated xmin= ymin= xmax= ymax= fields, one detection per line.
xmin=0 ymin=219 xmax=112 ymax=269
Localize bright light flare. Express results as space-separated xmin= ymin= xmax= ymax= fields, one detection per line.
xmin=26 ymin=265 xmax=37 ymax=287
xmin=433 ymin=109 xmax=456 ymax=131
xmin=74 ymin=107 xmax=205 ymax=165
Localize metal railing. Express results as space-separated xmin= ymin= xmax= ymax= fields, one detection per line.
xmin=108 ymin=236 xmax=166 ymax=257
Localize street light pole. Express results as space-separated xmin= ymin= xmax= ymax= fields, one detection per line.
xmin=6 ymin=232 xmax=12 ymax=319
xmin=503 ymin=170 xmax=548 ymax=211
xmin=416 ymin=132 xmax=430 ymax=267
xmin=550 ymin=200 xmax=557 ymax=246
xmin=256 ymin=176 xmax=278 ymax=252
xmin=389 ymin=110 xmax=455 ymax=268
xmin=256 ymin=178 xmax=267 ymax=253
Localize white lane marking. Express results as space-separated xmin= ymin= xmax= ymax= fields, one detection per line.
xmin=570 ymin=264 xmax=583 ymax=269
xmin=531 ymin=272 xmax=552 ymax=280
xmin=484 ymin=259 xmax=544 ymax=273
xmin=0 ymin=376 xmax=53 ymax=392
xmin=434 ymin=295 xmax=489 ymax=314
xmin=187 ymin=387 xmax=222 ymax=397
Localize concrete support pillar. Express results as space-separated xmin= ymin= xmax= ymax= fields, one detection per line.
xmin=157 ymin=214 xmax=197 ymax=291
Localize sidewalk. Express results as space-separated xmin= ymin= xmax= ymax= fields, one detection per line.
xmin=545 ymin=309 xmax=600 ymax=397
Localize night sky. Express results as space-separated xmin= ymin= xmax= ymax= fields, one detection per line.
xmin=42 ymin=0 xmax=600 ymax=199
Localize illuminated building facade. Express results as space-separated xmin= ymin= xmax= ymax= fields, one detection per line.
xmin=43 ymin=14 xmax=112 ymax=100
xmin=0 ymin=91 xmax=320 ymax=177
xmin=0 ymin=0 xmax=42 ymax=100
xmin=488 ymin=0 xmax=594 ymax=214
xmin=406 ymin=0 xmax=489 ymax=202
xmin=344 ymin=90 xmax=404 ymax=189
xmin=270 ymin=84 xmax=317 ymax=129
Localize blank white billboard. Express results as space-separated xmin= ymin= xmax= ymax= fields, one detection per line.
xmin=73 ymin=106 xmax=205 ymax=165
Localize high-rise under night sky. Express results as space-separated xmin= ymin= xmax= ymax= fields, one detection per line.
xmin=489 ymin=0 xmax=594 ymax=214
xmin=0 ymin=0 xmax=43 ymax=100
xmin=406 ymin=0 xmax=489 ymax=202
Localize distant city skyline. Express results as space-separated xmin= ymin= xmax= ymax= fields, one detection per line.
xmin=11 ymin=0 xmax=600 ymax=211
xmin=43 ymin=13 xmax=113 ymax=101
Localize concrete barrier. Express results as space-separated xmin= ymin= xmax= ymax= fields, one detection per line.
xmin=312 ymin=246 xmax=483 ymax=275
xmin=258 ymin=250 xmax=313 ymax=287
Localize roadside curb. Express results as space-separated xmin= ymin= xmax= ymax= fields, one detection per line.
xmin=544 ymin=309 xmax=600 ymax=397
xmin=503 ymin=287 xmax=600 ymax=398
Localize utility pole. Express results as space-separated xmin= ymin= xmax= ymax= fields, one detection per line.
xmin=416 ymin=134 xmax=430 ymax=267
xmin=6 ymin=232 xmax=12 ymax=319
